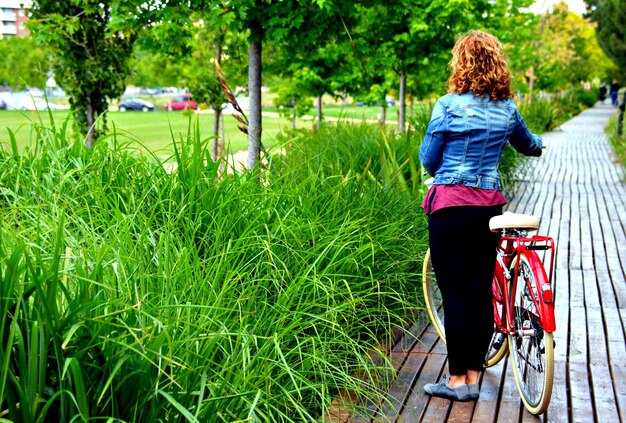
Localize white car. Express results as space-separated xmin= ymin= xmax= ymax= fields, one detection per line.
xmin=222 ymin=97 xmax=250 ymax=113
xmin=18 ymin=96 xmax=58 ymax=111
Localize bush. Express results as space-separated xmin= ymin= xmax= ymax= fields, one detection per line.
xmin=571 ymin=87 xmax=599 ymax=108
xmin=519 ymin=97 xmax=561 ymax=134
xmin=605 ymin=114 xmax=626 ymax=175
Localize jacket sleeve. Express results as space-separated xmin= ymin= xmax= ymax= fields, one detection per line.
xmin=509 ymin=109 xmax=543 ymax=157
xmin=419 ymin=99 xmax=447 ymax=176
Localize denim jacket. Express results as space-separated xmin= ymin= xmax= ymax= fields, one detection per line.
xmin=419 ymin=92 xmax=542 ymax=190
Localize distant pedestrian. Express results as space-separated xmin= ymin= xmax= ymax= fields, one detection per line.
xmin=610 ymin=79 xmax=620 ymax=106
xmin=599 ymin=83 xmax=607 ymax=103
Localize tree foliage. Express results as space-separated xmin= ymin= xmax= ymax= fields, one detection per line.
xmin=532 ymin=2 xmax=610 ymax=90
xmin=586 ymin=0 xmax=626 ymax=75
xmin=0 ymin=37 xmax=48 ymax=90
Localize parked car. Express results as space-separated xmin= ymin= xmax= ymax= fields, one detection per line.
xmin=222 ymin=97 xmax=250 ymax=113
xmin=164 ymin=93 xmax=198 ymax=111
xmin=17 ymin=96 xmax=58 ymax=111
xmin=118 ymin=98 xmax=155 ymax=112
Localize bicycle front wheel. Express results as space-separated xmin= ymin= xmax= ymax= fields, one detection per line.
xmin=422 ymin=248 xmax=446 ymax=343
xmin=508 ymin=252 xmax=554 ymax=415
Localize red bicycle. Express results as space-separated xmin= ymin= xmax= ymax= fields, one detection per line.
xmin=423 ymin=211 xmax=556 ymax=415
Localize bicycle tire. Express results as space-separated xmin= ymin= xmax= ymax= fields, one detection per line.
xmin=422 ymin=248 xmax=508 ymax=367
xmin=507 ymin=252 xmax=554 ymax=415
xmin=422 ymin=248 xmax=446 ymax=343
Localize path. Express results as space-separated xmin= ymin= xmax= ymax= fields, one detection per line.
xmin=331 ymin=103 xmax=626 ymax=422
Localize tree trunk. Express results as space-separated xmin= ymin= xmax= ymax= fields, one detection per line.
xmin=291 ymin=97 xmax=297 ymax=129
xmin=86 ymin=102 xmax=96 ymax=148
xmin=316 ymin=95 xmax=323 ymax=130
xmin=213 ymin=44 xmax=223 ymax=162
xmin=248 ymin=39 xmax=262 ymax=169
xmin=221 ymin=111 xmax=225 ymax=143
xmin=380 ymin=104 xmax=387 ymax=126
xmin=399 ymin=71 xmax=407 ymax=134
xmin=527 ymin=66 xmax=536 ymax=103
xmin=212 ymin=106 xmax=222 ymax=162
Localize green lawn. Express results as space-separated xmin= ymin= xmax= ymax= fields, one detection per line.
xmin=0 ymin=109 xmax=303 ymax=156
xmin=0 ymin=104 xmax=413 ymax=158
xmin=264 ymin=104 xmax=401 ymax=121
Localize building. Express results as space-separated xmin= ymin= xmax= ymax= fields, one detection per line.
xmin=0 ymin=0 xmax=31 ymax=38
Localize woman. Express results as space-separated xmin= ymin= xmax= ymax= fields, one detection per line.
xmin=419 ymin=30 xmax=543 ymax=402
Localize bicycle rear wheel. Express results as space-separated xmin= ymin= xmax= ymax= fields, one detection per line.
xmin=422 ymin=248 xmax=507 ymax=367
xmin=508 ymin=252 xmax=554 ymax=415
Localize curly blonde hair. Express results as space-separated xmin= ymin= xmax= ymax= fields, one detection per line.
xmin=448 ymin=30 xmax=513 ymax=101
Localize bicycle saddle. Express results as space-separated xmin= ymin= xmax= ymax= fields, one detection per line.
xmin=489 ymin=211 xmax=540 ymax=232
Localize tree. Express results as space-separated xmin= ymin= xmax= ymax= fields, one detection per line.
xmin=280 ymin=41 xmax=352 ymax=129
xmin=485 ymin=1 xmax=612 ymax=96
xmin=27 ymin=1 xmax=139 ymax=146
xmin=586 ymin=0 xmax=626 ymax=74
xmin=558 ymin=4 xmax=616 ymax=86
xmin=225 ymin=0 xmax=351 ymax=168
xmin=353 ymin=0 xmax=489 ymax=133
xmin=184 ymin=10 xmax=247 ymax=161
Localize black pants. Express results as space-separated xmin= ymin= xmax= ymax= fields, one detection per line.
xmin=428 ymin=205 xmax=502 ymax=375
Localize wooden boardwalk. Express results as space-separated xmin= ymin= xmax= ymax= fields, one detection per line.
xmin=332 ymin=103 xmax=626 ymax=422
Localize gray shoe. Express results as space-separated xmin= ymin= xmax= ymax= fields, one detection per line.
xmin=467 ymin=383 xmax=480 ymax=399
xmin=424 ymin=376 xmax=480 ymax=402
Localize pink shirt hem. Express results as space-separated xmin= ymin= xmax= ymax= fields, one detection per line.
xmin=421 ymin=184 xmax=507 ymax=215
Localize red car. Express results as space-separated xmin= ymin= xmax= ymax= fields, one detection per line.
xmin=164 ymin=93 xmax=198 ymax=111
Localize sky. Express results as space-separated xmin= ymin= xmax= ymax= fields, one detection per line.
xmin=529 ymin=0 xmax=588 ymax=15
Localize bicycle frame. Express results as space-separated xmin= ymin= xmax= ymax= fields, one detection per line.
xmin=492 ymin=232 xmax=556 ymax=335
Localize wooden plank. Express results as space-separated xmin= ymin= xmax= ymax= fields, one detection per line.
xmin=568 ymin=304 xmax=595 ymax=422
xmin=393 ymin=319 xmax=430 ymax=353
xmin=471 ymin=361 xmax=507 ymax=423
xmin=373 ymin=351 xmax=417 ymax=420
xmin=587 ymin=317 xmax=621 ymax=421
xmin=388 ymin=352 xmax=428 ymax=422
xmin=546 ymin=218 xmax=571 ymax=423
xmin=582 ymin=147 xmax=624 ymax=423
xmin=521 ymin=407 xmax=545 ymax=422
xmin=588 ymin=178 xmax=626 ymax=421
xmin=447 ymin=399 xmax=476 ymax=423
xmin=493 ymin=356 xmax=522 ymax=422
xmin=400 ymin=351 xmax=448 ymax=422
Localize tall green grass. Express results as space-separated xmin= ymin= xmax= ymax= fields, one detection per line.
xmin=0 ymin=117 xmax=426 ymax=421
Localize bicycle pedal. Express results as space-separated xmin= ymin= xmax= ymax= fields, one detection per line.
xmin=493 ymin=334 xmax=505 ymax=350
